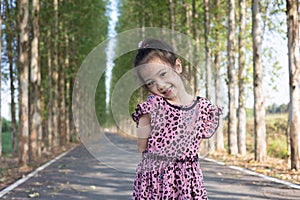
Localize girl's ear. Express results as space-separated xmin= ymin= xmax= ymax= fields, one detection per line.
xmin=174 ymin=58 xmax=182 ymax=74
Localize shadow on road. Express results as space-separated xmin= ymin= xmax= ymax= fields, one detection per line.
xmin=2 ymin=132 xmax=300 ymax=199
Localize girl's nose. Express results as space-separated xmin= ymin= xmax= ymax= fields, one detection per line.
xmin=157 ymin=82 xmax=166 ymax=91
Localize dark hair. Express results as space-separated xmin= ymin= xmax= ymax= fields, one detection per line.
xmin=134 ymin=39 xmax=177 ymax=68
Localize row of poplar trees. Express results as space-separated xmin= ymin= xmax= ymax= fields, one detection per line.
xmin=0 ymin=0 xmax=299 ymax=171
xmin=115 ymin=0 xmax=300 ymax=169
xmin=0 ymin=0 xmax=108 ymax=167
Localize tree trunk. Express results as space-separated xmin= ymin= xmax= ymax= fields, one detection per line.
xmin=227 ymin=0 xmax=238 ymax=155
xmin=252 ymin=0 xmax=266 ymax=162
xmin=19 ymin=0 xmax=30 ymax=167
xmin=203 ymin=0 xmax=215 ymax=152
xmin=214 ymin=0 xmax=224 ymax=151
xmin=59 ymin=22 xmax=66 ymax=146
xmin=64 ymin=31 xmax=70 ymax=143
xmin=184 ymin=1 xmax=194 ymax=91
xmin=238 ymin=0 xmax=247 ymax=155
xmin=192 ymin=0 xmax=201 ymax=96
xmin=30 ymin=0 xmax=42 ymax=160
xmin=287 ymin=0 xmax=300 ymax=170
xmin=69 ymin=35 xmax=76 ymax=142
xmin=204 ymin=0 xmax=212 ymax=99
xmin=52 ymin=0 xmax=59 ymax=147
xmin=47 ymin=27 xmax=53 ymax=151
xmin=0 ymin=0 xmax=3 ymax=158
xmin=168 ymin=0 xmax=176 ymax=48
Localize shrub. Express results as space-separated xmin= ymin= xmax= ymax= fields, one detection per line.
xmin=268 ymin=138 xmax=289 ymax=159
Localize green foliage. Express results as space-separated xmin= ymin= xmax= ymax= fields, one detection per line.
xmin=95 ymin=73 xmax=107 ymax=127
xmin=265 ymin=113 xmax=287 ymax=133
xmin=244 ymin=113 xmax=289 ymax=159
xmin=39 ymin=0 xmax=109 ymax=128
xmin=110 ymin=50 xmax=145 ymax=119
xmin=266 ymin=103 xmax=288 ymax=114
xmin=1 ymin=117 xmax=12 ymax=133
xmin=268 ymin=138 xmax=288 ymax=159
xmin=2 ymin=132 xmax=12 ymax=155
xmin=1 ymin=118 xmax=13 ymax=155
xmin=246 ymin=108 xmax=254 ymax=118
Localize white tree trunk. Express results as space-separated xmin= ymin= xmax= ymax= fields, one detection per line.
xmin=30 ymin=0 xmax=42 ymax=160
xmin=19 ymin=0 xmax=30 ymax=167
xmin=0 ymin=0 xmax=3 ymax=157
xmin=238 ymin=0 xmax=247 ymax=155
xmin=287 ymin=0 xmax=300 ymax=170
xmin=204 ymin=0 xmax=215 ymax=152
xmin=252 ymin=0 xmax=266 ymax=162
xmin=227 ymin=0 xmax=238 ymax=155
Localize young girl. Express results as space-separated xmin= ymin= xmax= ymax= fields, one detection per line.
xmin=132 ymin=38 xmax=222 ymax=200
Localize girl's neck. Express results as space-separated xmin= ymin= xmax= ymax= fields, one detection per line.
xmin=166 ymin=92 xmax=194 ymax=106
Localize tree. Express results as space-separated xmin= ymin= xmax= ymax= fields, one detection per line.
xmin=238 ymin=0 xmax=247 ymax=155
xmin=287 ymin=0 xmax=300 ymax=170
xmin=0 ymin=0 xmax=3 ymax=158
xmin=227 ymin=0 xmax=238 ymax=155
xmin=30 ymin=0 xmax=42 ymax=160
xmin=203 ymin=0 xmax=215 ymax=152
xmin=252 ymin=0 xmax=266 ymax=162
xmin=213 ymin=0 xmax=224 ymax=151
xmin=52 ymin=0 xmax=59 ymax=147
xmin=19 ymin=0 xmax=30 ymax=167
xmin=58 ymin=0 xmax=66 ymax=146
xmin=45 ymin=0 xmax=53 ymax=151
xmin=192 ymin=0 xmax=202 ymax=96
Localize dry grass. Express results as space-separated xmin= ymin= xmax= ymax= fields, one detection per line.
xmin=212 ymin=113 xmax=300 ymax=185
xmin=209 ymin=150 xmax=300 ymax=185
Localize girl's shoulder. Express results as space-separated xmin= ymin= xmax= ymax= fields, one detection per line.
xmin=196 ymin=96 xmax=223 ymax=115
xmin=132 ymin=94 xmax=164 ymax=126
xmin=196 ymin=96 xmax=213 ymax=106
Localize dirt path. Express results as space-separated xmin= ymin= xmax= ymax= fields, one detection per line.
xmin=1 ymin=132 xmax=300 ymax=199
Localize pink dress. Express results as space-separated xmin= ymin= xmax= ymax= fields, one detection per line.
xmin=132 ymin=94 xmax=222 ymax=200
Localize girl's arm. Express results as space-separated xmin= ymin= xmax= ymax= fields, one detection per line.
xmin=137 ymin=114 xmax=151 ymax=153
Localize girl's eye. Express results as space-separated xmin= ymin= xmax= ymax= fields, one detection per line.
xmin=160 ymin=72 xmax=167 ymax=77
xmin=146 ymin=81 xmax=154 ymax=87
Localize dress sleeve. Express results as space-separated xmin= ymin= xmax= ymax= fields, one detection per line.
xmin=199 ymin=98 xmax=223 ymax=138
xmin=132 ymin=95 xmax=156 ymax=127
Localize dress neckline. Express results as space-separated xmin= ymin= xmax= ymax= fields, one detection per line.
xmin=163 ymin=96 xmax=200 ymax=110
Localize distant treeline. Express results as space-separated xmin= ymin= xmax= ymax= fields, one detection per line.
xmin=266 ymin=103 xmax=288 ymax=114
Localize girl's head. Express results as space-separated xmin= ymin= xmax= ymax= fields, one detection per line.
xmin=134 ymin=39 xmax=187 ymax=100
xmin=134 ymin=39 xmax=177 ymax=68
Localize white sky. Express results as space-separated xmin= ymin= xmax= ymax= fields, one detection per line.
xmin=105 ymin=0 xmax=119 ymax=110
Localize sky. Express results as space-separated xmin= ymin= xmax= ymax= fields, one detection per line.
xmin=104 ymin=0 xmax=120 ymax=111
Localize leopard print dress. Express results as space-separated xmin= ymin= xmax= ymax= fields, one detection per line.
xmin=132 ymin=94 xmax=222 ymax=200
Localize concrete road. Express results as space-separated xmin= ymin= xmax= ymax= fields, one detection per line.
xmin=1 ymin=132 xmax=300 ymax=199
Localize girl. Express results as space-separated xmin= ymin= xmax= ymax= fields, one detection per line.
xmin=132 ymin=38 xmax=222 ymax=200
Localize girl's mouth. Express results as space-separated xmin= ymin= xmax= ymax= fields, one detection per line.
xmin=162 ymin=86 xmax=173 ymax=96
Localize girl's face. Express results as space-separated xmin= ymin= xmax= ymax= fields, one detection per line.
xmin=138 ymin=57 xmax=185 ymax=101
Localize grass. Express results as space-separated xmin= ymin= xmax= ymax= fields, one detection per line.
xmin=223 ymin=113 xmax=289 ymax=159
xmin=247 ymin=113 xmax=288 ymax=159
xmin=265 ymin=113 xmax=288 ymax=159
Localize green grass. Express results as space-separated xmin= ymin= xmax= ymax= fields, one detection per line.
xmin=224 ymin=113 xmax=289 ymax=159
xmin=268 ymin=138 xmax=289 ymax=159
xmin=247 ymin=113 xmax=289 ymax=159
xmin=2 ymin=131 xmax=12 ymax=155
